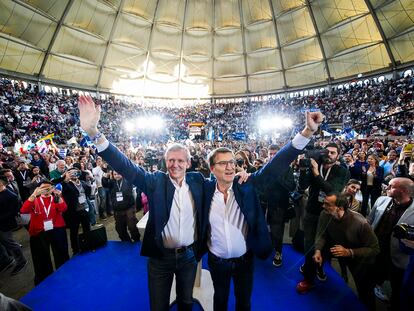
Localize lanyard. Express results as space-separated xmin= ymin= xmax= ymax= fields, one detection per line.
xmin=20 ymin=170 xmax=27 ymax=180
xmin=40 ymin=197 xmax=52 ymax=219
xmin=319 ymin=166 xmax=332 ymax=181
xmin=116 ymin=180 xmax=123 ymax=192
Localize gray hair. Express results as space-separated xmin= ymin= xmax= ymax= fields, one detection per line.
xmin=165 ymin=144 xmax=191 ymax=161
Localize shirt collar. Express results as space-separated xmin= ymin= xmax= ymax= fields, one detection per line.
xmin=214 ymin=183 xmax=233 ymax=195
xmin=169 ymin=176 xmax=188 ymax=190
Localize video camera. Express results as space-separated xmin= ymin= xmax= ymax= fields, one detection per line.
xmin=393 ymin=223 xmax=414 ymax=241
xmin=298 ymin=148 xmax=329 ymax=168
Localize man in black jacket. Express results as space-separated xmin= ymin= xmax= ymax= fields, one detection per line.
xmin=296 ymin=143 xmax=350 ymax=293
xmin=102 ymin=171 xmax=140 ymax=242
xmin=0 ymin=175 xmax=27 ymax=274
xmin=62 ymin=168 xmax=91 ymax=254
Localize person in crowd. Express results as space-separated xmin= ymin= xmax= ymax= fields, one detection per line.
xmin=102 ymin=171 xmax=140 ymax=242
xmin=25 ymin=166 xmax=48 ymax=194
xmin=343 ymin=179 xmax=362 ymax=213
xmin=396 ymin=145 xmax=414 ymax=182
xmin=14 ymin=160 xmax=31 ymax=202
xmin=200 ymin=112 xmax=322 ymax=311
xmin=259 ymin=144 xmax=296 ymax=268
xmin=235 ymin=150 xmax=256 ymax=173
xmin=92 ymin=156 xmax=110 ymax=220
xmin=380 ymin=150 xmax=398 ymax=177
xmin=0 ymin=175 xmax=28 ymax=275
xmin=367 ymin=177 xmax=414 ymax=310
xmin=360 ymin=154 xmax=384 ymax=216
xmin=20 ymin=181 xmax=69 ymax=285
xmin=311 ymin=193 xmax=379 ymax=310
xmin=49 ymin=160 xmax=66 ymax=181
xmin=297 ymin=143 xmax=350 ymax=293
xmin=61 ymin=168 xmax=91 ymax=254
xmin=342 ymin=152 xmax=354 ymax=169
xmin=0 ymin=169 xmax=22 ymax=206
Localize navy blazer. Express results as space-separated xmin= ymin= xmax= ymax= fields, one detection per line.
xmin=99 ymin=143 xmax=205 ymax=259
xmin=201 ymin=142 xmax=302 ymax=260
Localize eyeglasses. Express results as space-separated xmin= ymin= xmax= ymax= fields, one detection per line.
xmin=214 ymin=159 xmax=236 ymax=167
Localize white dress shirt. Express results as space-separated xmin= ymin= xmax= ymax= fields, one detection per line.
xmin=162 ymin=177 xmax=196 ymax=248
xmin=208 ymin=184 xmax=248 ymax=259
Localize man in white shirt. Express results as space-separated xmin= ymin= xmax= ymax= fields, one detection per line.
xmin=201 ymin=112 xmax=323 ymax=310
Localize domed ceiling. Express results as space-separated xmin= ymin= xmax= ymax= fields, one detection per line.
xmin=0 ymin=0 xmax=413 ymax=98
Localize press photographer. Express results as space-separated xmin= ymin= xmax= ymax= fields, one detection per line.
xmin=296 ymin=142 xmax=350 ymax=293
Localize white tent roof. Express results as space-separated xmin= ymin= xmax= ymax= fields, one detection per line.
xmin=0 ymin=0 xmax=413 ymax=98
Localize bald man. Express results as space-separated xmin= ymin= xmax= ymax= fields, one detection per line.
xmin=367 ymin=177 xmax=414 ymax=310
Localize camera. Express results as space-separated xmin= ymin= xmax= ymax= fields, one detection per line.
xmin=53 ymin=194 xmax=60 ymax=203
xmin=393 ymin=223 xmax=414 ymax=241
xmin=299 ymin=148 xmax=329 ymax=168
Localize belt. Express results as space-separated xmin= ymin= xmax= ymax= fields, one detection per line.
xmin=165 ymin=243 xmax=194 ymax=255
xmin=208 ymin=250 xmax=253 ymax=263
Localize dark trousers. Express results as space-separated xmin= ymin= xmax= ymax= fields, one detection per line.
xmin=68 ymin=210 xmax=91 ymax=254
xmin=147 ymin=247 xmax=197 ymax=311
xmin=348 ymin=261 xmax=376 ymax=311
xmin=208 ymin=251 xmax=254 ymax=311
xmin=302 ymin=212 xmax=320 ymax=280
xmin=361 ymin=186 xmax=381 ymax=216
xmin=267 ymin=207 xmax=286 ymax=253
xmin=114 ymin=207 xmax=140 ymax=242
xmin=97 ymin=187 xmax=107 ymax=217
xmin=390 ymin=263 xmax=405 ymax=311
xmin=30 ymin=227 xmax=69 ymax=285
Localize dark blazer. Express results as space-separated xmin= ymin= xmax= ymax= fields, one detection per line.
xmin=99 ymin=143 xmax=205 ymax=259
xmin=201 ymin=142 xmax=302 ymax=260
xmin=360 ymin=166 xmax=384 ymax=192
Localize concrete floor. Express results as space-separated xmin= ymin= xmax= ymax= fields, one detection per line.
xmin=0 ymin=216 xmax=389 ymax=311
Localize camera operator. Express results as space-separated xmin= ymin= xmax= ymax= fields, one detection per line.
xmin=367 ymin=177 xmax=414 ymax=310
xmin=296 ymin=143 xmax=350 ymax=293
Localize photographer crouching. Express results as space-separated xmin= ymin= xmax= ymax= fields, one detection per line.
xmin=296 ymin=143 xmax=350 ymax=293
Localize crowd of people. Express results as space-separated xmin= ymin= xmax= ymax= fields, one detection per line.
xmin=0 ymin=73 xmax=413 ymax=311
xmin=1 ymin=73 xmax=414 ymax=148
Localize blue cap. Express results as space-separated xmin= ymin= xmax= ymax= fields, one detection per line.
xmin=55 ymin=183 xmax=62 ymax=192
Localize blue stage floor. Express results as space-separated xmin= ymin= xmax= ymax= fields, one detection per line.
xmin=21 ymin=241 xmax=366 ymax=311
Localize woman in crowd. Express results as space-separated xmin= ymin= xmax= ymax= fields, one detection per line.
xmin=360 ymin=154 xmax=384 ymax=216
xmin=20 ymin=181 xmax=69 ymax=285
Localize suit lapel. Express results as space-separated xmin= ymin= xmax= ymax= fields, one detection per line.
xmin=165 ymin=177 xmax=175 ymax=219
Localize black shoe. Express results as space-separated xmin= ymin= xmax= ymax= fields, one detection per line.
xmin=317 ymin=266 xmax=327 ymax=282
xmin=272 ymin=252 xmax=282 ymax=267
xmin=11 ymin=260 xmax=28 ymax=276
xmin=0 ymin=258 xmax=16 ymax=273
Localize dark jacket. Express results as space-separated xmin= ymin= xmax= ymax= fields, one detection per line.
xmin=201 ymin=142 xmax=302 ymax=260
xmin=299 ymin=164 xmax=350 ymax=216
xmin=0 ymin=189 xmax=19 ymax=231
xmin=102 ymin=177 xmax=135 ymax=211
xmin=99 ymin=143 xmax=205 ymax=259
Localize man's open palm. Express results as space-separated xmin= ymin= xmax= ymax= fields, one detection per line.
xmin=78 ymin=95 xmax=101 ymax=136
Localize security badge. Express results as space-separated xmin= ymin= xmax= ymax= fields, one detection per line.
xmin=116 ymin=192 xmax=123 ymax=202
xmin=318 ymin=191 xmax=326 ymax=203
xmin=44 ymin=220 xmax=53 ymax=231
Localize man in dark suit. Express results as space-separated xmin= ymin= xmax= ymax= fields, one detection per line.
xmin=200 ymin=112 xmax=322 ymax=311
xmin=78 ymin=95 xmax=322 ymax=311
xmin=79 ymin=96 xmax=207 ymax=311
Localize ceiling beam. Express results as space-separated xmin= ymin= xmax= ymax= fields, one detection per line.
xmin=38 ymin=0 xmax=74 ymax=77
xmin=177 ymin=0 xmax=189 ymax=98
xmin=363 ymin=0 xmax=396 ymax=68
xmin=96 ymin=0 xmax=126 ymax=89
xmin=305 ymin=0 xmax=332 ymax=84
xmin=237 ymin=0 xmax=250 ymax=93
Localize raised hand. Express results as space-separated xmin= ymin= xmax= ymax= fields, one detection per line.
xmin=78 ymin=95 xmax=101 ymax=137
xmin=302 ymin=111 xmax=324 ymax=138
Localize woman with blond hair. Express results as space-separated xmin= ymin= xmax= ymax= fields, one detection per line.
xmin=360 ymin=154 xmax=384 ymax=216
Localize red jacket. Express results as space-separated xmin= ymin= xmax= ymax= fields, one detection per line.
xmin=21 ymin=196 xmax=67 ymax=236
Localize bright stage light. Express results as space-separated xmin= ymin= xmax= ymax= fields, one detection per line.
xmin=136 ymin=116 xmax=165 ymax=131
xmin=124 ymin=120 xmax=135 ymax=132
xmin=258 ymin=116 xmax=293 ymax=131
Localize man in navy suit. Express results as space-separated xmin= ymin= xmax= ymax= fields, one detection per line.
xmin=200 ymin=113 xmax=322 ymax=310
xmin=78 ymin=95 xmax=322 ymax=311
